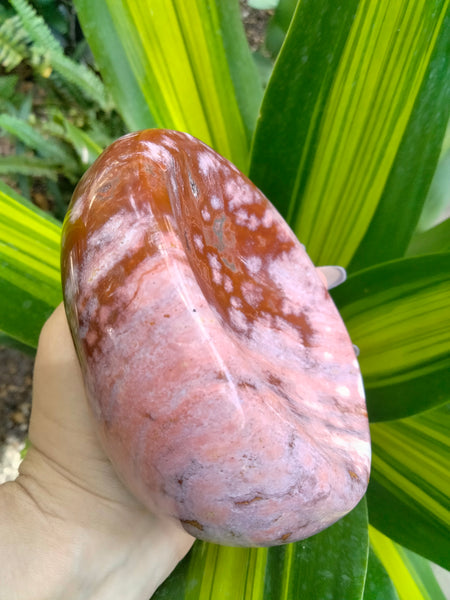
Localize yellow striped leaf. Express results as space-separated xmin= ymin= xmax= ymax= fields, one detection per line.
xmin=74 ymin=0 xmax=262 ymax=172
xmin=0 ymin=180 xmax=62 ymax=347
xmin=369 ymin=526 xmax=446 ymax=600
xmin=154 ymin=500 xmax=368 ymax=600
xmin=332 ymin=253 xmax=450 ymax=421
xmin=250 ymin=0 xmax=450 ymax=270
xmin=367 ymin=404 xmax=450 ymax=569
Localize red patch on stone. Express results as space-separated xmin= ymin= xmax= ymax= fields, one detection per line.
xmin=61 ymin=129 xmax=370 ymax=547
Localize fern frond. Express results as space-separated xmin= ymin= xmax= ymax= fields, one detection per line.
xmin=0 ymin=15 xmax=29 ymax=70
xmin=0 ymin=114 xmax=79 ymax=174
xmin=0 ymin=155 xmax=62 ymax=179
xmin=0 ymin=74 xmax=19 ymax=100
xmin=48 ymin=51 xmax=112 ymax=111
xmin=9 ymin=0 xmax=113 ymax=111
xmin=9 ymin=0 xmax=61 ymax=53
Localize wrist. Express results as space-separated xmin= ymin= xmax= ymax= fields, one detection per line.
xmin=1 ymin=447 xmax=192 ymax=600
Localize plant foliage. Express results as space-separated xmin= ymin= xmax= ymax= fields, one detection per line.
xmin=0 ymin=0 xmax=449 ymax=597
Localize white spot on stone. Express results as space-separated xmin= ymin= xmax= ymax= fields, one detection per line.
xmin=180 ymin=131 xmax=195 ymax=141
xmin=198 ymin=152 xmax=220 ymax=177
xmin=69 ymin=194 xmax=86 ymax=223
xmin=324 ymin=352 xmax=334 ymax=360
xmin=208 ymin=253 xmax=222 ymax=285
xmin=245 ymin=255 xmax=262 ymax=275
xmin=212 ymin=269 xmax=222 ymax=285
xmin=357 ymin=374 xmax=365 ymax=398
xmin=193 ymin=234 xmax=204 ymax=252
xmin=224 ymin=275 xmax=233 ymax=293
xmin=82 ymin=211 xmax=146 ymax=289
xmin=208 ymin=253 xmax=221 ymax=271
xmin=161 ymin=135 xmax=179 ymax=150
xmin=241 ymin=281 xmax=262 ymax=306
xmin=229 ymin=306 xmax=248 ymax=332
xmin=248 ymin=214 xmax=260 ymax=231
xmin=235 ymin=208 xmax=249 ymax=226
xmin=352 ymin=358 xmax=359 ymax=368
xmin=262 ymin=209 xmax=273 ymax=228
xmin=210 ymin=195 xmax=223 ymax=210
xmin=141 ymin=141 xmax=172 ymax=164
xmin=226 ymin=179 xmax=256 ymax=210
xmin=230 ymin=296 xmax=242 ymax=309
xmin=201 ymin=207 xmax=211 ymax=222
xmin=336 ymin=385 xmax=351 ymax=398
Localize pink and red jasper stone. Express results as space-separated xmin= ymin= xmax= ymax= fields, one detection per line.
xmin=61 ymin=129 xmax=370 ymax=547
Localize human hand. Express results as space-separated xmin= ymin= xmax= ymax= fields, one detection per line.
xmin=0 ymin=303 xmax=194 ymax=600
xmin=0 ymin=266 xmax=345 ymax=600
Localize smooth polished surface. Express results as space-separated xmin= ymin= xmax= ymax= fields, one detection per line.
xmin=61 ymin=129 xmax=371 ymax=547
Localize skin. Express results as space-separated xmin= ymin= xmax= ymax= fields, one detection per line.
xmin=0 ymin=303 xmax=194 ymax=600
xmin=0 ymin=267 xmax=341 ymax=599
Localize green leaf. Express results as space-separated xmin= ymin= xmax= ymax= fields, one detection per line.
xmin=264 ymin=0 xmax=297 ymax=57
xmin=367 ymin=404 xmax=450 ymax=570
xmin=348 ymin=11 xmax=450 ymax=272
xmin=248 ymin=0 xmax=279 ymax=9
xmin=250 ymin=0 xmax=450 ymax=269
xmin=332 ymin=254 xmax=450 ymax=421
xmin=263 ymin=499 xmax=368 ymax=600
xmin=155 ymin=499 xmax=368 ymax=599
xmin=406 ymin=218 xmax=450 ymax=256
xmin=9 ymin=0 xmax=112 ymax=110
xmin=0 ymin=180 xmax=62 ymax=347
xmin=61 ymin=119 xmax=103 ymax=166
xmin=0 ymin=155 xmax=74 ymax=180
xmin=74 ymin=0 xmax=262 ymax=172
xmin=415 ymin=117 xmax=450 ymax=233
xmin=0 ymin=330 xmax=35 ymax=355
xmin=363 ymin=547 xmax=399 ymax=600
xmin=0 ymin=113 xmax=79 ymax=172
xmin=0 ymin=73 xmax=19 ymax=98
xmin=369 ymin=526 xmax=447 ymax=600
xmin=73 ymin=0 xmax=156 ymax=133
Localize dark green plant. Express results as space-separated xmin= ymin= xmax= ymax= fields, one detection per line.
xmin=0 ymin=0 xmax=125 ymax=216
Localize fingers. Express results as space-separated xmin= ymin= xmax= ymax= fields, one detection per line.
xmin=29 ymin=303 xmax=103 ymax=471
xmin=316 ymin=266 xmax=347 ymax=290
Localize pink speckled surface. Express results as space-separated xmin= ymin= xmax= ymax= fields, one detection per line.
xmin=61 ymin=129 xmax=371 ymax=547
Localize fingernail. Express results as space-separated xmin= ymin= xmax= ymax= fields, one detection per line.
xmin=318 ymin=266 xmax=347 ymax=289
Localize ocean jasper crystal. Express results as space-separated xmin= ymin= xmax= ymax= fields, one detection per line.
xmin=61 ymin=129 xmax=371 ymax=547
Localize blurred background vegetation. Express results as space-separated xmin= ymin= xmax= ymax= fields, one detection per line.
xmin=0 ymin=0 xmax=125 ymax=219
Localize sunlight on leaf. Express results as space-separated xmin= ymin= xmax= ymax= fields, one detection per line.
xmin=0 ymin=181 xmax=61 ymax=346
xmin=333 ymin=254 xmax=450 ymax=420
xmin=369 ymin=526 xmax=446 ymax=600
xmin=368 ymin=404 xmax=450 ymax=569
xmin=154 ymin=500 xmax=368 ymax=600
xmin=75 ymin=0 xmax=261 ymax=171
xmin=250 ymin=0 xmax=449 ymax=269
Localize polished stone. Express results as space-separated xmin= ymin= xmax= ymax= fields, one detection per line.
xmin=61 ymin=129 xmax=371 ymax=547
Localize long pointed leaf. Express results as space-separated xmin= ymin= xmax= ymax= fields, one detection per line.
xmin=363 ymin=547 xmax=399 ymax=600
xmin=249 ymin=0 xmax=450 ymax=269
xmin=367 ymin=404 xmax=450 ymax=570
xmin=0 ymin=180 xmax=62 ymax=346
xmin=75 ymin=0 xmax=262 ymax=172
xmin=154 ymin=500 xmax=368 ymax=599
xmin=369 ymin=527 xmax=447 ymax=600
xmin=332 ymin=254 xmax=450 ymax=421
xmin=348 ymin=10 xmax=450 ymax=271
xmin=406 ymin=218 xmax=450 ymax=256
